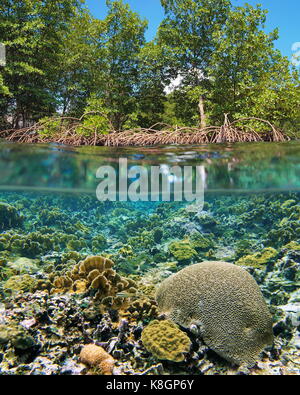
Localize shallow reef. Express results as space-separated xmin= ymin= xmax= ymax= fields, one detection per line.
xmin=0 ymin=191 xmax=299 ymax=375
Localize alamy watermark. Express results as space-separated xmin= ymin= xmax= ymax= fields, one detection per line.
xmin=0 ymin=43 xmax=6 ymax=67
xmin=95 ymin=158 xmax=205 ymax=206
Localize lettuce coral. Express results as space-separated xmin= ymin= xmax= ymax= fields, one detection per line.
xmin=123 ymin=298 xmax=158 ymax=322
xmin=51 ymin=256 xmax=137 ymax=309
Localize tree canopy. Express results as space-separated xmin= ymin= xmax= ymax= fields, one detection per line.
xmin=0 ymin=0 xmax=299 ymax=136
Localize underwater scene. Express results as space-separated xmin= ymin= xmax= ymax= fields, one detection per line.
xmin=0 ymin=141 xmax=299 ymax=375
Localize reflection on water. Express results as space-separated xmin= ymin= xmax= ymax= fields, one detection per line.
xmin=1 ymin=140 xmax=300 ymax=193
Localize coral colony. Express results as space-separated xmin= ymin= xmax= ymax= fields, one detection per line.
xmin=156 ymin=262 xmax=274 ymax=366
xmin=0 ymin=190 xmax=299 ymax=375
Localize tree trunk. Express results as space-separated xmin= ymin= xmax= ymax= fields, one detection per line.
xmin=22 ymin=111 xmax=26 ymax=128
xmin=198 ymin=95 xmax=206 ymax=129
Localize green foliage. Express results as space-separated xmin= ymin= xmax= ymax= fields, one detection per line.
xmin=87 ymin=0 xmax=148 ymax=131
xmin=207 ymin=4 xmax=300 ymax=132
xmin=157 ymin=1 xmax=300 ymax=133
xmin=0 ymin=73 xmax=9 ymax=96
xmin=135 ymin=41 xmax=168 ymax=128
xmin=163 ymin=90 xmax=200 ymax=127
xmin=0 ymin=0 xmax=299 ymax=136
xmin=158 ymin=0 xmax=231 ymax=77
xmin=76 ymin=97 xmax=111 ymax=136
xmin=38 ymin=117 xmax=62 ymax=137
xmin=0 ymin=0 xmax=83 ymax=126
xmin=56 ymin=8 xmax=98 ymax=116
xmin=158 ymin=0 xmax=231 ymax=127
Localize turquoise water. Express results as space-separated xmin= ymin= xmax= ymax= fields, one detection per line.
xmin=1 ymin=141 xmax=300 ymax=193
xmin=0 ymin=141 xmax=299 ymax=375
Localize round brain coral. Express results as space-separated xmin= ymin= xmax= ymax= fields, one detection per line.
xmin=141 ymin=320 xmax=191 ymax=362
xmin=156 ymin=261 xmax=274 ymax=367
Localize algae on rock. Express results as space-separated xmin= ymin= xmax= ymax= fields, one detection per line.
xmin=236 ymin=247 xmax=278 ymax=268
xmin=3 ymin=274 xmax=38 ymax=293
xmin=168 ymin=239 xmax=197 ymax=262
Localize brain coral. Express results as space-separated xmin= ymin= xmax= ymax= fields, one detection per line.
xmin=156 ymin=261 xmax=274 ymax=367
xmin=141 ymin=320 xmax=191 ymax=362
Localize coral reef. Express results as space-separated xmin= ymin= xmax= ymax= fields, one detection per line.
xmin=168 ymin=239 xmax=197 ymax=262
xmin=189 ymin=231 xmax=215 ymax=251
xmin=92 ymin=234 xmax=107 ymax=252
xmin=123 ymin=298 xmax=159 ymax=323
xmin=0 ymin=323 xmax=36 ymax=350
xmin=0 ymin=202 xmax=23 ymax=230
xmin=7 ymin=257 xmax=40 ymax=275
xmin=141 ymin=320 xmax=191 ymax=362
xmin=237 ymin=247 xmax=278 ymax=268
xmin=195 ymin=212 xmax=219 ymax=229
xmin=0 ymin=191 xmax=299 ymax=375
xmin=156 ymin=261 xmax=274 ymax=367
xmin=79 ymin=344 xmax=115 ymax=375
xmin=39 ymin=208 xmax=68 ymax=227
xmin=3 ymin=274 xmax=38 ymax=293
xmin=51 ymin=256 xmax=137 ymax=309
